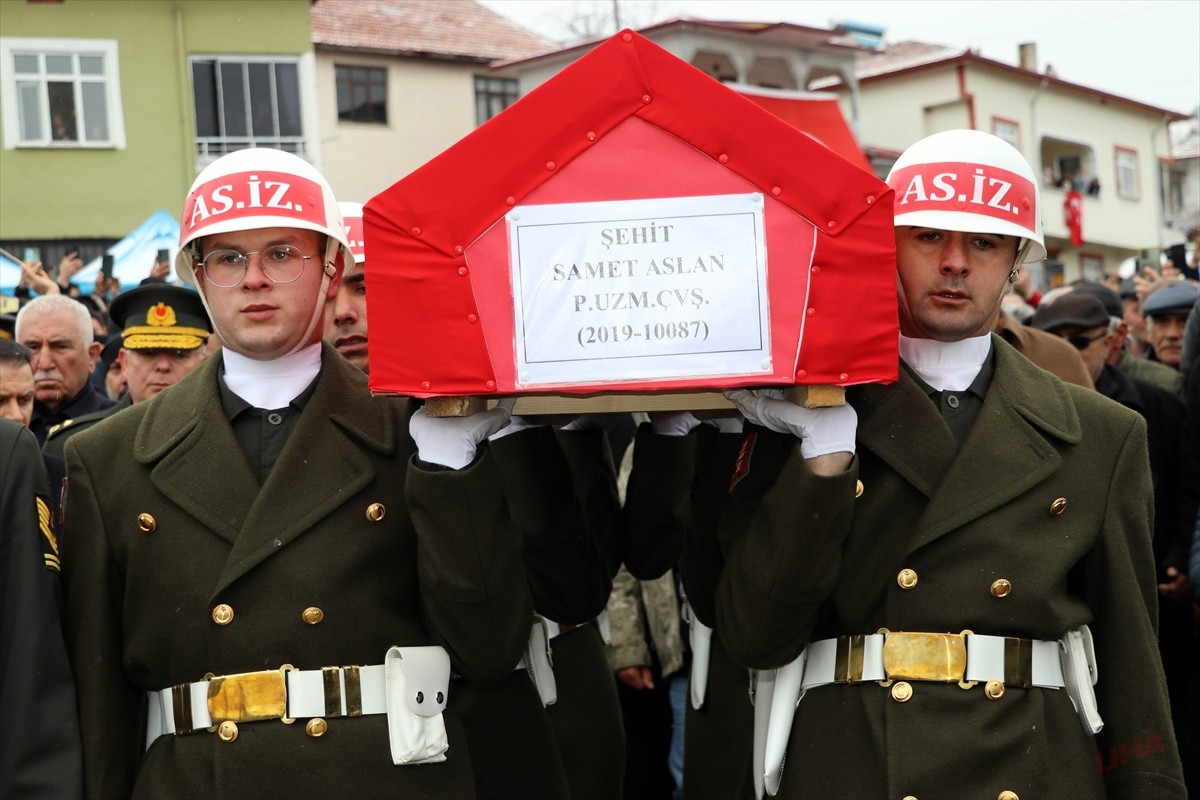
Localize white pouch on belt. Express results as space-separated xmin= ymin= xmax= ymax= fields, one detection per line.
xmin=750 ymin=668 xmax=776 ymax=800
xmin=685 ymin=601 xmax=713 ymax=711
xmin=385 ymin=645 xmax=451 ymax=765
xmin=1059 ymin=624 xmax=1103 ymax=735
xmin=525 ymin=616 xmax=558 ymax=707
xmin=763 ymin=649 xmax=806 ymax=796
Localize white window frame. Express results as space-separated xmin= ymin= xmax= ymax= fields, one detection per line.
xmin=991 ymin=116 xmax=1021 ymax=153
xmin=1114 ymin=146 xmax=1139 ymax=200
xmin=0 ymin=36 xmax=126 ymax=150
xmin=189 ymin=53 xmax=307 ymax=166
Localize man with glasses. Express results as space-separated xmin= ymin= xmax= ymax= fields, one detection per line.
xmin=59 ymin=148 xmax=536 ymax=798
xmin=42 ymin=283 xmax=212 ymax=458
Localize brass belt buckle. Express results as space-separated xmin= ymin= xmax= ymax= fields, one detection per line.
xmin=880 ymin=630 xmax=969 ymax=685
xmin=207 ymin=664 xmax=296 ymax=725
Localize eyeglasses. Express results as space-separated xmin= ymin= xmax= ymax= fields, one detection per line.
xmin=1063 ymin=331 xmax=1108 ymax=350
xmin=198 ymin=245 xmax=314 ymax=288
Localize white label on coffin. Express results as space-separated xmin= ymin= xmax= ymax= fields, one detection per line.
xmin=508 ymin=193 xmax=771 ymax=388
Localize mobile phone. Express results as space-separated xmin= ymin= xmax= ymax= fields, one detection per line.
xmin=24 ymin=247 xmax=39 ymax=263
xmin=157 ymin=248 xmax=170 ymax=263
xmin=100 ymin=254 xmax=115 ymax=280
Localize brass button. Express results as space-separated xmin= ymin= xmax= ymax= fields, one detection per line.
xmin=998 ymin=792 xmax=1019 ymax=800
xmin=306 ymin=718 xmax=327 ymax=738
xmin=1049 ymin=497 xmax=1067 ymax=516
xmin=365 ymin=503 xmax=386 ymax=522
xmin=897 ymin=569 xmax=918 ymax=590
xmin=137 ymin=513 xmax=156 ymax=533
xmin=985 ymin=680 xmax=1005 ymax=700
xmin=990 ymin=579 xmax=1012 ymax=598
xmin=217 ymin=720 xmax=238 ymax=742
xmin=855 ymin=479 xmax=864 ymax=498
xmin=302 ymin=606 xmax=324 ymax=625
xmin=212 ymin=604 xmax=234 ymax=625
xmin=890 ymin=681 xmax=913 ymax=702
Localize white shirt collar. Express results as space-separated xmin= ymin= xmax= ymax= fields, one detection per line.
xmin=221 ymin=343 xmax=322 ymax=410
xmin=899 ymin=334 xmax=992 ymax=392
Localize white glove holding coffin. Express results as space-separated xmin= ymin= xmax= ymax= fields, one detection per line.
xmin=411 ymin=398 xmax=516 ymax=469
xmin=723 ymin=389 xmax=857 ymax=459
xmin=648 ymin=411 xmax=702 ymax=436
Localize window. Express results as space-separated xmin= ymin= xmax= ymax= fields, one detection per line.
xmin=1114 ymin=147 xmax=1138 ymax=199
xmin=191 ymin=55 xmax=304 ymax=161
xmin=1079 ymin=253 xmax=1104 ymax=283
xmin=475 ymin=76 xmax=518 ymax=125
xmin=335 ymin=65 xmax=386 ymax=124
xmin=1039 ymin=136 xmax=1095 ymax=191
xmin=0 ymin=37 xmax=125 ymax=149
xmin=991 ymin=117 xmax=1020 ymax=152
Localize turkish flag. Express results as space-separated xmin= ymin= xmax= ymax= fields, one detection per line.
xmin=1064 ymin=190 xmax=1083 ymax=246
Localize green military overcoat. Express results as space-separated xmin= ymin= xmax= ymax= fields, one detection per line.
xmin=60 ymin=345 xmax=534 ymax=799
xmin=714 ymin=335 xmax=1187 ymax=799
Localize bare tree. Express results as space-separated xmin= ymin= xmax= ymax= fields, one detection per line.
xmin=550 ymin=0 xmax=674 ymax=43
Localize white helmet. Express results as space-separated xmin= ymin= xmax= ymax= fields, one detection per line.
xmin=174 ymin=147 xmax=355 ymax=285
xmin=886 ymin=129 xmax=1045 ymax=263
xmin=338 ymin=202 xmax=366 ymax=265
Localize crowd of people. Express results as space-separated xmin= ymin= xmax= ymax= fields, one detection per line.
xmin=1 ymin=130 xmax=1198 ymax=800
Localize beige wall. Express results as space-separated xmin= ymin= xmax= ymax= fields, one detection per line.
xmin=315 ymin=50 xmax=484 ymax=204
xmin=836 ymin=63 xmax=1174 ymax=280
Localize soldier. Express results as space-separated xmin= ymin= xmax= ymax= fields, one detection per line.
xmin=324 ymin=201 xmax=370 ymax=373
xmin=0 ymin=418 xmax=83 ymax=799
xmin=717 ymin=130 xmax=1186 ymax=798
xmin=60 ymin=148 xmax=536 ymax=798
xmin=43 ymin=282 xmax=213 ymax=458
xmin=322 ymin=200 xmax=622 ymax=799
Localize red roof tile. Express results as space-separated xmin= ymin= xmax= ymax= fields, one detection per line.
xmin=311 ymin=0 xmax=552 ymax=62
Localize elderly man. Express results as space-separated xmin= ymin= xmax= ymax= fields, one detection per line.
xmin=60 ymin=148 xmax=539 ymax=798
xmin=1143 ymin=281 xmax=1199 ymax=370
xmin=43 ymin=283 xmax=212 ymax=458
xmin=716 ymin=130 xmax=1184 ymax=798
xmin=15 ymin=295 xmax=114 ymax=444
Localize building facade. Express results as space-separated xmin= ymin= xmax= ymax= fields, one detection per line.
xmin=0 ymin=0 xmax=315 ymax=270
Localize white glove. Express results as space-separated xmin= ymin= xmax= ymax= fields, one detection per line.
xmin=648 ymin=411 xmax=702 ymax=436
xmin=488 ymin=413 xmax=542 ymax=441
xmin=410 ymin=398 xmax=516 ymax=469
xmin=723 ymin=389 xmax=857 ymax=459
xmin=556 ymin=413 xmax=611 ymax=432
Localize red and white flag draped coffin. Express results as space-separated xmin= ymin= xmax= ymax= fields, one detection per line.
xmin=365 ymin=30 xmax=898 ymax=400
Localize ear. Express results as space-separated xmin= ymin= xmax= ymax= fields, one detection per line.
xmin=87 ymin=340 xmax=103 ymax=368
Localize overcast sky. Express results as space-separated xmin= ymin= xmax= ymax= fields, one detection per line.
xmin=479 ymin=0 xmax=1200 ymax=117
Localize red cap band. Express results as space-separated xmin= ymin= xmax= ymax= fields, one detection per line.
xmin=343 ymin=213 xmax=365 ymax=261
xmin=181 ymin=171 xmax=326 ymax=241
xmin=888 ymin=162 xmax=1036 ymax=230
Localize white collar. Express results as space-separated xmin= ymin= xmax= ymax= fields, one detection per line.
xmin=899 ymin=334 xmax=992 ymax=392
xmin=221 ymin=343 xmax=322 ymax=410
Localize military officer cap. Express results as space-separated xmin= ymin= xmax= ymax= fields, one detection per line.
xmin=0 ymin=312 xmax=15 ymax=340
xmin=1030 ymin=293 xmax=1109 ymax=333
xmin=107 ymin=283 xmax=212 ymax=350
xmin=1068 ymin=283 xmax=1122 ymax=319
xmin=1141 ymin=282 xmax=1198 ymax=318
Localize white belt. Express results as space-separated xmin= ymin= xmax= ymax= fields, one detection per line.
xmin=145 ymin=664 xmax=387 ymax=747
xmin=801 ymin=632 xmax=1065 ymax=689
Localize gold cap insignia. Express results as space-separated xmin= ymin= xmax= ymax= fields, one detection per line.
xmin=147 ymin=302 xmax=177 ymax=327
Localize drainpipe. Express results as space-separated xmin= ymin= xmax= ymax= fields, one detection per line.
xmin=1029 ymin=75 xmax=1049 ymax=181
xmin=956 ymin=64 xmax=976 ymax=130
xmin=1150 ymin=113 xmax=1171 ymax=249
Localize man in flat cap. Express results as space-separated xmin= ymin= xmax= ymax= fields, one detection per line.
xmin=1142 ymin=282 xmax=1199 ymax=371
xmin=43 ymin=283 xmax=212 ymax=458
